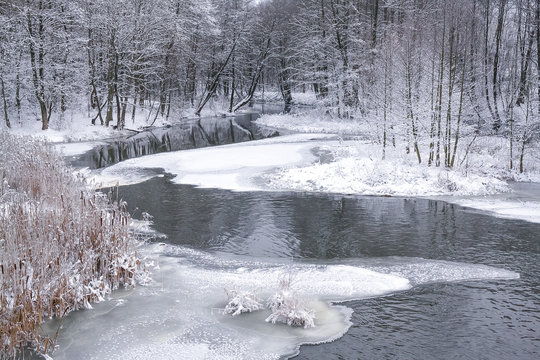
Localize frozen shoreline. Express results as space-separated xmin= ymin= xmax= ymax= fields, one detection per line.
xmin=82 ymin=131 xmax=540 ymax=224
xmin=6 ymin=109 xmax=540 ymax=224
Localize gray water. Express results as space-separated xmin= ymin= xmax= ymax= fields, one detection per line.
xmin=114 ymin=177 xmax=539 ymax=359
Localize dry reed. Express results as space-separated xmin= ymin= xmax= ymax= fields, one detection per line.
xmin=0 ymin=132 xmax=143 ymax=358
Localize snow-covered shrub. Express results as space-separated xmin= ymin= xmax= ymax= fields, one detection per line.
xmin=265 ymin=274 xmax=316 ymax=329
xmin=0 ymin=132 xmax=145 ymax=358
xmin=223 ymin=289 xmax=264 ymax=316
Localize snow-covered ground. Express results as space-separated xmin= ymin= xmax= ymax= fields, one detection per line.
xmin=255 ymin=112 xmax=374 ymax=135
xmin=5 ymin=103 xmax=234 ymax=145
xmin=86 ymin=133 xmax=333 ymax=189
xmin=254 ymin=91 xmax=321 ymax=106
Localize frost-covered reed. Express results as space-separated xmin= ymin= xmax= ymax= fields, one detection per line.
xmin=0 ymin=132 xmax=143 ymax=358
xmin=265 ymin=273 xmax=315 ymax=329
xmin=223 ymin=289 xmax=264 ymax=316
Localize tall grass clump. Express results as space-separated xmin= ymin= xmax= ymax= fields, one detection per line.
xmin=0 ymin=132 xmax=144 ymax=358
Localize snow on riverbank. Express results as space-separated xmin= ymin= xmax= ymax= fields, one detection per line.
xmin=88 ymin=134 xmax=334 ymax=189
xmin=5 ymin=106 xmax=229 ymax=156
xmin=262 ymin=142 xmax=510 ymax=197
xmin=253 ymin=112 xmax=540 ymax=222
xmin=256 ymin=112 xmax=372 ymax=135
xmin=9 ymin=107 xmax=538 ymax=222
xmin=90 ymin=132 xmax=512 ymax=198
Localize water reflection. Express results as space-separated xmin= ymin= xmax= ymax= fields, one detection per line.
xmin=117 ymin=177 xmax=539 ymax=267
xmin=73 ymin=112 xmax=280 ymax=169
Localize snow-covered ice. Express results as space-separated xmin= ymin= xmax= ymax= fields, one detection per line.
xmin=43 ymin=243 xmax=519 ymax=360
xmin=88 ymin=134 xmax=333 ymax=190
xmin=54 ymin=141 xmax=106 ymax=157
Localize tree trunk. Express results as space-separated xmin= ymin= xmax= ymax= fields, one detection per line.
xmin=195 ymin=38 xmax=238 ymax=116
xmin=15 ymin=53 xmax=21 ymax=125
xmin=278 ymin=54 xmax=292 ymax=106
xmin=105 ymin=31 xmax=116 ymax=128
xmin=483 ymin=0 xmax=497 ymax=126
xmin=519 ymin=95 xmax=530 ymax=173
xmin=0 ymin=75 xmax=10 ymax=128
xmin=114 ymin=53 xmax=122 ymax=129
xmin=445 ymin=26 xmax=457 ymax=167
xmin=406 ymin=43 xmax=421 ymax=164
xmin=436 ymin=11 xmax=446 ymax=167
xmin=451 ymin=52 xmax=467 ymax=168
xmin=26 ymin=3 xmax=49 ymax=130
xmin=536 ymin=0 xmax=540 ymax=118
xmin=491 ymin=0 xmax=506 ymax=131
xmin=371 ymin=0 xmax=379 ymax=49
xmin=428 ymin=28 xmax=437 ymax=166
xmin=228 ymin=55 xmax=235 ymax=113
xmin=516 ymin=1 xmax=534 ymax=106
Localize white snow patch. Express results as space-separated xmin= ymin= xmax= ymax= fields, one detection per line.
xmin=54 ymin=141 xmax=104 ymax=157
xmin=449 ymin=198 xmax=540 ymax=224
xmin=89 ymin=134 xmax=332 ymax=190
xmin=88 ymin=134 xmax=513 ymax=199
xmin=264 ymin=150 xmax=510 ymax=196
xmin=256 ymin=112 xmax=370 ymax=135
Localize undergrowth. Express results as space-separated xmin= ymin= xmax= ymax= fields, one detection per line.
xmin=0 ymin=132 xmax=144 ymax=358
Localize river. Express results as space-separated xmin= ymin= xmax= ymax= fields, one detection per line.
xmin=43 ymin=107 xmax=539 ymax=359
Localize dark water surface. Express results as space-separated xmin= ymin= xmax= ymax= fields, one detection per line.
xmin=116 ymin=177 xmax=540 ymax=359
xmin=72 ymin=105 xmax=282 ymax=169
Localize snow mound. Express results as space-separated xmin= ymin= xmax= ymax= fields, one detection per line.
xmin=89 ymin=134 xmax=331 ymax=190
xmin=264 ymin=155 xmax=509 ymax=197
xmin=265 ymin=274 xmax=316 ymax=328
xmin=256 ymin=112 xmax=370 ymax=135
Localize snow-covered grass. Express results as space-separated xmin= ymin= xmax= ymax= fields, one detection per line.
xmin=0 ymin=132 xmax=145 ymax=358
xmin=263 ymin=141 xmax=510 ymax=197
xmin=256 ymin=111 xmax=372 ymax=136
xmin=265 ymin=274 xmax=316 ymax=329
xmin=223 ymin=289 xmax=264 ymax=316
xmin=222 ymin=274 xmax=316 ymax=329
xmin=255 ymin=112 xmax=540 ymax=197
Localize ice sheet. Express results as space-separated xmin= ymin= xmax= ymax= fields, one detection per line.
xmin=44 ymin=245 xmax=519 ymax=360
xmin=89 ymin=134 xmax=332 ymax=190
xmin=55 ymin=141 xmax=104 ymax=157
xmin=448 ymin=198 xmax=540 ymax=224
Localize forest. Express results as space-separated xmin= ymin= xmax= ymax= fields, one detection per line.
xmin=1 ymin=1 xmax=540 ymax=358
xmin=0 ymin=0 xmax=538 ymax=172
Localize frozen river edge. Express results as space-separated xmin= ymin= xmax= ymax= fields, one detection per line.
xmin=76 ymin=133 xmax=540 ymax=225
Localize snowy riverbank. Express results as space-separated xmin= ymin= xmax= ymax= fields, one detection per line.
xmin=5 ymin=108 xmax=540 ymax=223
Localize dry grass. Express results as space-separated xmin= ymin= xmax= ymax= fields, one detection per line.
xmin=0 ymin=132 xmax=143 ymax=358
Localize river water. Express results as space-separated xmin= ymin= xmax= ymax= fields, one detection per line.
xmin=45 ymin=108 xmax=539 ymax=359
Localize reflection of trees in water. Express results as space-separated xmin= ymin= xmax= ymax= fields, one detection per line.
xmin=81 ymin=117 xmax=278 ymax=169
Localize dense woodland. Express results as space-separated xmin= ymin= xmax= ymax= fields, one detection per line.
xmin=0 ymin=0 xmax=539 ymax=168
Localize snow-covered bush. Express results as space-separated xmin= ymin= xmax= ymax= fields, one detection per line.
xmin=265 ymin=274 xmax=316 ymax=329
xmin=223 ymin=289 xmax=264 ymax=316
xmin=0 ymin=132 xmax=145 ymax=358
